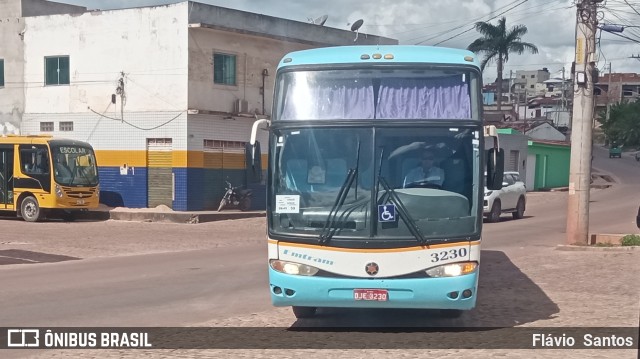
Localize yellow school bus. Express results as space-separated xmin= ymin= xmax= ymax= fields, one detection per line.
xmin=0 ymin=135 xmax=99 ymax=222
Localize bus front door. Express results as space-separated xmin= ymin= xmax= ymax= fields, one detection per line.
xmin=0 ymin=147 xmax=14 ymax=209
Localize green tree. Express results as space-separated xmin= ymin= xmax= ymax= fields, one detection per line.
xmin=598 ymin=100 xmax=640 ymax=147
xmin=467 ymin=17 xmax=539 ymax=111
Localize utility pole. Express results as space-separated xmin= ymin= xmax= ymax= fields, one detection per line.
xmin=509 ymin=70 xmax=513 ymax=105
xmin=566 ymin=0 xmax=598 ymax=245
xmin=561 ymin=67 xmax=566 ymax=111
xmin=116 ymin=71 xmax=126 ymax=123
xmin=606 ymin=63 xmax=612 ymax=122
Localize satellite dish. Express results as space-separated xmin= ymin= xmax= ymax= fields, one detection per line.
xmin=314 ymin=14 xmax=328 ymax=26
xmin=350 ymin=19 xmax=364 ymax=42
xmin=350 ymin=19 xmax=364 ymax=32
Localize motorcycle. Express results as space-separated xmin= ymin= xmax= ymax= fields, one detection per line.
xmin=217 ymin=180 xmax=252 ymax=211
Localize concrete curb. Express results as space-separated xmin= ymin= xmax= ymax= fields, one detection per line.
xmin=556 ymin=244 xmax=638 ymax=251
xmin=78 ymin=210 xmax=266 ymax=223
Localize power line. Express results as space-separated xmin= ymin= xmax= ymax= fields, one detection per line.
xmin=412 ymin=0 xmax=527 ymax=45
xmin=622 ymin=0 xmax=640 ymax=16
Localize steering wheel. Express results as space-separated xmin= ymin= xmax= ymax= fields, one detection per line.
xmin=405 ymin=180 xmax=442 ymax=189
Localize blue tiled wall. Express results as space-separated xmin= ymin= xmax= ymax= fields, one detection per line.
xmin=98 ymin=166 xmax=266 ymax=211
xmin=98 ymin=167 xmax=148 ymax=208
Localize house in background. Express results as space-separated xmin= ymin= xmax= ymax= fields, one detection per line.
xmin=484 ymin=128 xmax=529 ymax=189
xmin=526 ymin=140 xmax=570 ymax=191
xmin=594 ymin=72 xmax=640 ymax=123
xmin=525 ymin=122 xmax=566 ymax=141
xmin=0 ymin=0 xmax=396 ymax=210
xmin=490 ymin=123 xmax=569 ymax=191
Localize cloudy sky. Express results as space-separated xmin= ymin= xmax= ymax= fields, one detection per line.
xmin=59 ymin=0 xmax=640 ymax=83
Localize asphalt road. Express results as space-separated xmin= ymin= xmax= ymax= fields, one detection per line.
xmin=0 ymin=145 xmax=638 ymax=358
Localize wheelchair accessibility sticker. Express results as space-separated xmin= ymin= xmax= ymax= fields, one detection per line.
xmin=378 ymin=204 xmax=396 ymax=222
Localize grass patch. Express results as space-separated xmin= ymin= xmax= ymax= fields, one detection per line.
xmin=594 ymin=242 xmax=615 ymax=247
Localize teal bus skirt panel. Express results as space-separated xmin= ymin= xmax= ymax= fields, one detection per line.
xmin=269 ymin=267 xmax=479 ymax=310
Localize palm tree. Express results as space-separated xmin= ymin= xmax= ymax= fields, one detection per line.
xmin=468 ymin=17 xmax=538 ymax=111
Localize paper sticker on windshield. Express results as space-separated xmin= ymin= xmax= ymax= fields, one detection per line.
xmin=378 ymin=204 xmax=396 ymax=222
xmin=276 ymin=195 xmax=300 ymax=213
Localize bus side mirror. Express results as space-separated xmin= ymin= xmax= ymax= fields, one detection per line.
xmin=245 ymin=141 xmax=262 ymax=183
xmin=486 ymin=148 xmax=504 ymax=190
xmin=636 ymin=206 xmax=640 ymax=229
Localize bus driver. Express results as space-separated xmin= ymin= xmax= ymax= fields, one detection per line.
xmin=403 ymin=149 xmax=445 ymax=188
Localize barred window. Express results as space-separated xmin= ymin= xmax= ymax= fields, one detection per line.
xmin=59 ymin=121 xmax=73 ymax=131
xmin=204 ymin=139 xmax=246 ymax=150
xmin=40 ymin=122 xmax=54 ymax=132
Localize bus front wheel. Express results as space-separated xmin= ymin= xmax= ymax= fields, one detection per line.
xmin=21 ymin=196 xmax=42 ymax=222
xmin=292 ymin=306 xmax=317 ymax=319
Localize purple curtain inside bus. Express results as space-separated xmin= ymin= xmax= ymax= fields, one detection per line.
xmin=281 ymin=79 xmax=375 ymax=120
xmin=376 ymin=76 xmax=471 ymax=119
xmin=279 ymin=75 xmax=470 ymax=120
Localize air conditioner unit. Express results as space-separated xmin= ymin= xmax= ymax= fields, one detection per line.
xmin=234 ymin=99 xmax=249 ymax=114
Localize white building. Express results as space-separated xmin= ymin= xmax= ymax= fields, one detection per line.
xmin=0 ymin=0 xmax=396 ymax=210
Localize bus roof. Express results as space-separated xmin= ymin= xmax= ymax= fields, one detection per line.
xmin=0 ymin=135 xmax=92 ymax=147
xmin=278 ymin=45 xmax=480 ymax=69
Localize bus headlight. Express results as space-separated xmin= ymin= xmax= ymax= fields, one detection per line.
xmin=270 ymin=259 xmax=319 ymax=276
xmin=55 ymin=184 xmax=64 ymax=198
xmin=425 ymin=262 xmax=477 ymax=277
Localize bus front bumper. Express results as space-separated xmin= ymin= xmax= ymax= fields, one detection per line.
xmin=269 ymin=267 xmax=479 ymax=310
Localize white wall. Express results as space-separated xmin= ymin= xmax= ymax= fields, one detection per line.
xmin=187 ymin=27 xmax=312 ymax=115
xmin=526 ymin=123 xmax=566 ymax=141
xmin=23 ymin=3 xmax=189 ymax=114
xmin=187 ymin=114 xmax=268 ymax=152
xmin=0 ymin=4 xmax=26 ymax=127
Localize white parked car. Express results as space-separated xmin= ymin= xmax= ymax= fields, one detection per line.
xmin=483 ymin=171 xmax=527 ymax=223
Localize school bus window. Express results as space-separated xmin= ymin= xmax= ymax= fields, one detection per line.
xmin=20 ymin=148 xmax=50 ymax=175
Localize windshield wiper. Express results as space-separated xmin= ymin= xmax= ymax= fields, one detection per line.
xmin=377 ymin=176 xmax=429 ymax=245
xmin=319 ymin=141 xmax=361 ymax=244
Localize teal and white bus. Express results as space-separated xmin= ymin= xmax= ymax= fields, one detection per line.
xmin=247 ymin=45 xmax=504 ymax=319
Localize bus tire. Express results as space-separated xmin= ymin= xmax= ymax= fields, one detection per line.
xmin=21 ymin=196 xmax=42 ymax=222
xmin=292 ymin=306 xmax=317 ymax=319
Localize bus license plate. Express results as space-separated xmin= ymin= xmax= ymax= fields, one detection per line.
xmin=76 ymin=199 xmax=85 ymax=205
xmin=354 ymin=289 xmax=388 ymax=301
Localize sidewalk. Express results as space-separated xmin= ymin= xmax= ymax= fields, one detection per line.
xmin=81 ymin=204 xmax=265 ymax=224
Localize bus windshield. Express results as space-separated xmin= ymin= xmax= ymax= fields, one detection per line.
xmin=51 ymin=145 xmax=99 ymax=187
xmin=274 ymin=67 xmax=480 ymax=121
xmin=270 ymin=126 xmax=481 ymax=242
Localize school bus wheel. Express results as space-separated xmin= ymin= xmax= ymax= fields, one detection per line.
xmin=20 ymin=196 xmax=42 ymax=222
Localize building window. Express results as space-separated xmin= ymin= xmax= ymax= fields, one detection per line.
xmin=0 ymin=59 xmax=4 ymax=87
xmin=40 ymin=122 xmax=54 ymax=132
xmin=530 ymin=85 xmax=534 ymax=89
xmin=531 ymin=75 xmax=535 ymax=78
xmin=204 ymin=139 xmax=246 ymax=151
xmin=45 ymin=56 xmax=70 ymax=85
xmin=59 ymin=121 xmax=73 ymax=131
xmin=521 ymin=75 xmax=525 ymax=79
xmin=213 ymin=53 xmax=236 ymax=85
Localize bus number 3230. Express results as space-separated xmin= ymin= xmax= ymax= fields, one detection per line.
xmin=430 ymin=248 xmax=468 ymax=263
